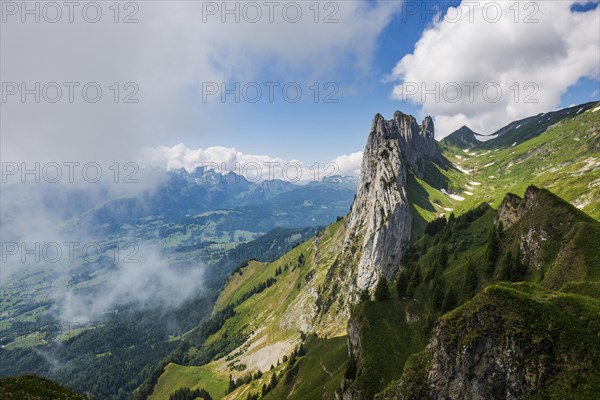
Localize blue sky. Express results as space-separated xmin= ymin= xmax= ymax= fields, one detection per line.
xmin=173 ymin=0 xmax=600 ymax=165
xmin=3 ymin=0 xmax=599 ymax=174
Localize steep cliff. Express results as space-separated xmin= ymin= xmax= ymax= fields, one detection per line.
xmin=380 ymin=283 xmax=600 ymax=400
xmin=343 ymin=112 xmax=442 ymax=290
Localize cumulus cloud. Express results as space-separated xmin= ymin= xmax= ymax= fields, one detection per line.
xmin=330 ymin=151 xmax=363 ymax=176
xmin=390 ymin=1 xmax=600 ymax=137
xmin=141 ymin=144 xmax=363 ymax=181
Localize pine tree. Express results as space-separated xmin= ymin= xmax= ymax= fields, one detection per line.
xmin=498 ymin=251 xmax=514 ymax=281
xmin=439 ymin=245 xmax=449 ymax=269
xmin=359 ymin=288 xmax=370 ymax=302
xmin=409 ymin=266 xmax=422 ymax=288
xmin=485 ymin=225 xmax=499 ymax=277
xmin=431 ymin=275 xmax=445 ymax=311
xmin=270 ymin=371 xmax=278 ymax=389
xmin=514 ymin=248 xmax=528 ymax=279
xmin=374 ymin=276 xmax=390 ymax=301
xmin=396 ymin=270 xmax=409 ymax=297
xmin=441 ymin=288 xmax=457 ymax=312
xmin=448 ymin=213 xmax=456 ymax=225
xmin=227 ymin=374 xmax=234 ymax=394
xmin=425 ymin=262 xmax=438 ymax=282
xmin=464 ymin=258 xmax=478 ymax=297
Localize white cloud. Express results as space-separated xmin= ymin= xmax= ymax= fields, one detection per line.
xmin=57 ymin=243 xmax=205 ymax=324
xmin=141 ymin=144 xmax=363 ymax=181
xmin=1 ymin=1 xmax=401 ymax=163
xmin=330 ymin=151 xmax=364 ymax=176
xmin=390 ymin=1 xmax=600 ymax=137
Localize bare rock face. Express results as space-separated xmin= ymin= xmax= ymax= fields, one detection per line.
xmin=343 ymin=112 xmax=441 ymax=290
xmin=496 ymin=186 xmax=549 ymax=269
xmin=423 ymin=303 xmax=551 ymax=400
xmin=496 ymin=186 xmax=544 ymax=230
xmin=380 ymin=278 xmax=600 ymax=400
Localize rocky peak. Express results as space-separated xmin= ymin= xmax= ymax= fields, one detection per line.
xmin=496 ymin=186 xmax=544 ymax=229
xmin=343 ymin=112 xmax=441 ymax=290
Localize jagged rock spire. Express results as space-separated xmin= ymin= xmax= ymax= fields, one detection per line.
xmin=344 ymin=111 xmax=441 ymax=290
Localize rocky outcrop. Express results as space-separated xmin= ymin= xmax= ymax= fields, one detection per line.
xmin=424 ymin=306 xmax=551 ymax=399
xmin=379 ymin=283 xmax=600 ymax=400
xmin=496 ymin=186 xmax=546 ymax=230
xmin=343 ymin=112 xmax=442 ymax=290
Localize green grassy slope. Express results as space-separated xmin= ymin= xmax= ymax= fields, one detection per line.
xmin=435 ymin=101 xmax=600 ymax=219
xmin=264 ymin=335 xmax=348 ymax=400
xmin=144 ymin=220 xmax=350 ymax=399
xmin=149 ymin=363 xmax=226 ymax=400
xmin=0 ymin=375 xmax=90 ymax=400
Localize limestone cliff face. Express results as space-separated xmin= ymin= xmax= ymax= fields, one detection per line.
xmin=423 ymin=305 xmax=550 ymax=400
xmin=343 ymin=112 xmax=441 ymax=290
xmin=379 ymin=283 xmax=600 ymax=400
xmin=496 ymin=187 xmax=551 ymax=271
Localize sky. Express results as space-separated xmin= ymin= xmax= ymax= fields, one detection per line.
xmin=2 ymin=0 xmax=599 ymax=177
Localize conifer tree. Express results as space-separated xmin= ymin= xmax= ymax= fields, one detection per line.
xmin=396 ymin=270 xmax=409 ymax=298
xmin=374 ymin=276 xmax=390 ymax=301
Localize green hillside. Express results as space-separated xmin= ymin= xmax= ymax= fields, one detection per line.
xmin=435 ymin=101 xmax=600 ymax=220
xmin=0 ymin=375 xmax=90 ymax=400
xmin=137 ymin=220 xmax=349 ymax=399
xmin=380 ymin=283 xmax=600 ymax=400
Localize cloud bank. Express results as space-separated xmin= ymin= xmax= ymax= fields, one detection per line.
xmin=2 ymin=0 xmax=400 ymax=163
xmin=142 ymin=144 xmax=363 ymax=181
xmin=57 ymin=243 xmax=205 ymax=324
xmin=390 ymin=1 xmax=600 ymax=137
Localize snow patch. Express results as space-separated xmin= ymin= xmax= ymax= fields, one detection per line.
xmin=441 ymin=189 xmax=465 ymax=201
xmin=469 ymin=181 xmax=482 ymax=186
xmin=465 ymin=184 xmax=474 ymax=190
xmin=483 ymin=162 xmax=495 ymax=168
xmin=454 ymin=164 xmax=472 ymax=174
xmin=592 ymin=106 xmax=600 ymax=113
xmin=464 ymin=191 xmax=473 ymax=196
xmin=511 ymin=142 xmax=517 ymax=147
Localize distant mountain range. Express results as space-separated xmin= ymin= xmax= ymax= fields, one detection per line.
xmin=78 ymin=170 xmax=358 ymax=237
